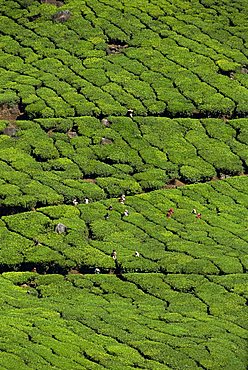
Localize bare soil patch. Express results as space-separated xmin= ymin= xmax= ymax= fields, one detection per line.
xmin=0 ymin=104 xmax=23 ymax=121
xmin=164 ymin=179 xmax=186 ymax=189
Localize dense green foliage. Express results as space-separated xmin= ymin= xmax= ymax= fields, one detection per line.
xmin=0 ymin=0 xmax=248 ymax=369
xmin=0 ymin=0 xmax=248 ymax=117
xmin=0 ymin=271 xmax=247 ymax=369
xmin=0 ymin=117 xmax=247 ymax=206
xmin=1 ymin=176 xmax=248 ymax=275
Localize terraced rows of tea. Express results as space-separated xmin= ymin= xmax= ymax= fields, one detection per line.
xmin=0 ymin=0 xmax=248 ymax=369
xmin=0 ymin=0 xmax=248 ymax=118
xmin=0 ymin=270 xmax=247 ymax=370
xmin=0 ymin=117 xmax=247 ymax=208
xmin=0 ymin=176 xmax=247 ymax=275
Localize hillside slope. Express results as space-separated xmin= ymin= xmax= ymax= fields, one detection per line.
xmin=0 ymin=0 xmax=247 ymax=369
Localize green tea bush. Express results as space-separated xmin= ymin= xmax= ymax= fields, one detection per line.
xmin=202 ymin=119 xmax=236 ymax=142
xmin=0 ymin=90 xmax=18 ymax=105
xmin=25 ymin=100 xmax=48 ymax=118
xmin=210 ymin=274 xmax=248 ymax=297
xmin=2 ymin=271 xmax=39 ymax=285
xmin=199 ymin=145 xmax=243 ymax=175
xmin=0 ymin=351 xmax=32 ymax=370
xmin=133 ymin=169 xmax=169 ymax=190
xmin=0 ymin=183 xmax=22 ymax=198
xmin=139 ymin=147 xmax=168 ymax=169
xmin=80 ymin=159 xmax=116 ymax=177
xmin=22 ymin=180 xmax=63 ymax=206
xmin=3 ymin=211 xmax=51 ymax=238
xmin=0 ymin=232 xmax=31 ymax=265
xmin=34 ymin=118 xmax=72 ymax=133
xmin=96 ymin=177 xmax=142 ymax=197
xmin=26 ymin=245 xmax=67 ymax=266
xmin=44 ymin=158 xmax=81 ymax=179
xmin=210 ymin=256 xmax=244 ymax=274
xmin=38 ymin=205 xmax=80 ymax=219
xmin=180 ymin=164 xmax=215 ymax=183
xmin=62 ymin=179 xmax=106 ymax=201
xmin=216 ymin=59 xmax=240 ymax=73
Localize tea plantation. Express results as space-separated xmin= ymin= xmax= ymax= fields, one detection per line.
xmin=0 ymin=0 xmax=248 ymax=369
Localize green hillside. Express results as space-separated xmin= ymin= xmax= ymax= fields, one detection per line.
xmin=0 ymin=271 xmax=247 ymax=369
xmin=0 ymin=0 xmax=248 ymax=118
xmin=0 ymin=0 xmax=247 ymax=369
xmin=0 ymin=176 xmax=248 ymax=274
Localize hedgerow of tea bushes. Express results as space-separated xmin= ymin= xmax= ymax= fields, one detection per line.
xmin=3 ymin=211 xmax=51 ymax=239
xmin=0 ymin=148 xmax=42 ymax=174
xmin=133 ymin=168 xmax=169 ymax=190
xmin=96 ymin=177 xmax=142 ymax=197
xmin=0 ymin=231 xmax=32 ymax=265
xmin=0 ymin=90 xmax=18 ymax=106
xmin=0 ymin=270 xmax=247 ymax=369
xmin=0 ymin=115 xmax=248 ymax=206
xmin=43 ymin=158 xmax=81 ymax=179
xmin=1 ymin=0 xmax=248 ymax=116
xmin=0 ymin=179 xmax=246 ymax=274
xmin=180 ymin=164 xmax=215 ymax=183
